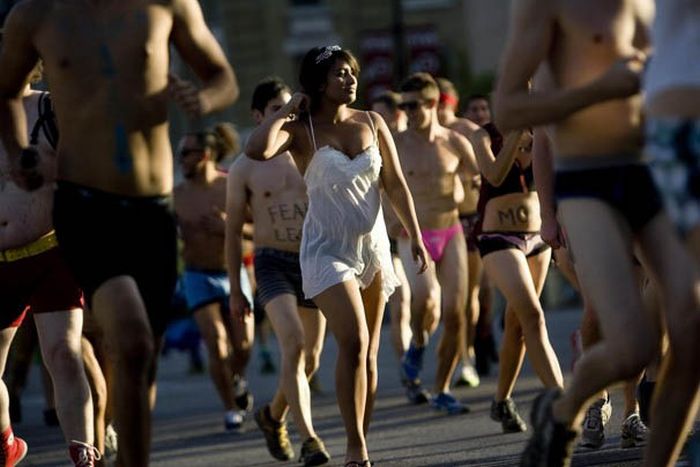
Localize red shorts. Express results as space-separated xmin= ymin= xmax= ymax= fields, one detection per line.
xmin=0 ymin=244 xmax=83 ymax=329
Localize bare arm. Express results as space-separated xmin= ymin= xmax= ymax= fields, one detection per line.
xmin=245 ymin=93 xmax=307 ymax=160
xmin=451 ymin=130 xmax=480 ymax=179
xmin=494 ymin=0 xmax=643 ymax=131
xmin=472 ymin=128 xmax=523 ymax=186
xmin=0 ymin=4 xmax=42 ymax=186
xmin=532 ymin=127 xmax=564 ymax=248
xmin=225 ymin=159 xmax=251 ymax=316
xmin=171 ymin=0 xmax=238 ymax=114
xmin=374 ymin=112 xmax=428 ymax=271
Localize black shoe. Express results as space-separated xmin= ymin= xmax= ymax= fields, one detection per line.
xmin=491 ymin=398 xmax=527 ymax=433
xmin=405 ymin=380 xmax=430 ymax=405
xmin=234 ymin=377 xmax=254 ymax=412
xmin=520 ymin=389 xmax=577 ymax=467
xmin=254 ymin=405 xmax=294 ymax=461
xmin=299 ymin=436 xmax=330 ymax=466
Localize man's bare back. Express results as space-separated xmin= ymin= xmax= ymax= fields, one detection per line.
xmin=496 ymin=0 xmax=653 ymax=157
xmin=396 ymin=127 xmax=474 ymax=229
xmin=0 ymin=90 xmax=55 ymax=249
xmin=231 ymin=153 xmax=308 ymax=252
xmin=0 ymin=0 xmax=237 ymax=196
xmin=174 ymin=173 xmax=227 ymax=270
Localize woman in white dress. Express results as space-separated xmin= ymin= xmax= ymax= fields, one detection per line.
xmin=246 ymin=46 xmax=427 ymax=467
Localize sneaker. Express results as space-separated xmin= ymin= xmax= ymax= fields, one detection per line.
xmin=405 ymin=380 xmax=430 ymax=405
xmin=104 ymin=423 xmax=118 ymax=461
xmin=69 ymin=440 xmax=101 ymax=467
xmin=520 ymin=388 xmax=578 ymax=467
xmin=400 ymin=343 xmax=425 ymax=383
xmin=620 ymin=412 xmax=648 ymax=448
xmin=254 ymin=405 xmax=294 ymax=461
xmin=234 ymin=377 xmax=254 ymax=413
xmin=579 ymin=397 xmax=612 ymax=449
xmin=455 ymin=362 xmax=480 ymax=388
xmin=299 ymin=436 xmax=331 ymax=466
xmin=224 ymin=410 xmax=245 ymax=431
xmin=490 ymin=398 xmax=527 ymax=433
xmin=1 ymin=432 xmax=27 ymax=467
xmin=430 ymin=392 xmax=470 ymax=415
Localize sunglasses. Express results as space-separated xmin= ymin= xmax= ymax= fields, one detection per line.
xmin=179 ymin=148 xmax=204 ymax=158
xmin=398 ymin=100 xmax=426 ymax=111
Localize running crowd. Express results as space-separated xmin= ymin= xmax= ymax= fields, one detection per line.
xmin=0 ymin=0 xmax=698 ymax=466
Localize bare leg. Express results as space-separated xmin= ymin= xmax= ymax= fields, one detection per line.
xmin=265 ymin=294 xmax=316 ymax=440
xmin=300 ymin=307 xmax=326 ymax=379
xmin=35 ymin=310 xmax=94 ymax=444
xmin=313 ymin=280 xmax=369 ymax=463
xmin=0 ymin=327 xmax=19 ymax=432
xmin=463 ymin=250 xmax=483 ymax=363
xmin=388 ymin=256 xmax=411 ymax=361
xmin=361 ymin=272 xmax=386 ymax=434
xmin=434 ymin=232 xmax=469 ymax=394
xmin=551 ymin=201 xmax=660 ymax=428
xmin=495 ymin=306 xmax=526 ymax=401
xmin=81 ymin=336 xmax=107 ymax=454
xmin=483 ymin=248 xmax=562 ymax=391
xmin=193 ymin=303 xmax=236 ymax=411
xmin=92 ymin=277 xmax=155 ymax=467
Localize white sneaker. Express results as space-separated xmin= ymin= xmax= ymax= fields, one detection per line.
xmin=621 ymin=412 xmax=648 ymax=448
xmin=224 ymin=410 xmax=244 ymax=431
xmin=455 ymin=362 xmax=480 ymax=388
xmin=579 ymin=397 xmax=612 ymax=449
xmin=104 ymin=423 xmax=118 ymax=462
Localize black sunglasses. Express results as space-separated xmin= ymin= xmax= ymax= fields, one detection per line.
xmin=398 ymin=100 xmax=425 ymax=111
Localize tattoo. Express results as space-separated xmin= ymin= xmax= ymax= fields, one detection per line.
xmin=266 ymin=202 xmax=308 ymax=223
xmin=273 ymin=227 xmax=302 ymax=242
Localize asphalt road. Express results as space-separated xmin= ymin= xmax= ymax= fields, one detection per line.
xmin=13 ymin=308 xmax=698 ymax=466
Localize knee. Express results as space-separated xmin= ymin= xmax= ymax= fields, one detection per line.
xmin=338 ymin=331 xmax=369 ymax=366
xmin=43 ymin=340 xmax=82 ymax=377
xmin=281 ymin=336 xmax=304 ymax=366
xmin=442 ymin=310 xmax=465 ymax=336
xmin=518 ymin=306 xmax=546 ymax=338
xmin=667 ymin=310 xmax=700 ymax=368
xmin=206 ymin=334 xmax=231 ymax=362
xmin=117 ymin=333 xmax=155 ymax=372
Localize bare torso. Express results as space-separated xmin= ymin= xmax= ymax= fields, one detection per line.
xmin=547 ymin=0 xmax=650 ymax=157
xmin=31 ymin=0 xmax=175 ymax=195
xmin=238 ymin=153 xmax=308 ymax=253
xmin=396 ymin=127 xmax=462 ymax=229
xmin=174 ymin=173 xmax=227 ymax=270
xmin=0 ymin=91 xmax=56 ymax=249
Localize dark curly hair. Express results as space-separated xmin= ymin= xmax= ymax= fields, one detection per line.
xmin=299 ymin=46 xmax=360 ymax=112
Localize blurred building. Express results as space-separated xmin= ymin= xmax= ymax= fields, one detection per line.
xmin=217 ymin=0 xmax=511 ymax=126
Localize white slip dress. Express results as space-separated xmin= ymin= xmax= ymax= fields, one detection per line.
xmin=300 ymin=112 xmax=399 ymax=301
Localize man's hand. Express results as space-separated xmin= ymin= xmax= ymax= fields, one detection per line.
xmin=169 ymin=72 xmax=209 ymax=118
xmin=595 ymin=53 xmax=647 ymax=100
xmin=411 ymin=236 xmax=429 ymax=274
xmin=11 ymin=147 xmax=44 ymax=191
xmin=229 ymin=290 xmax=252 ymax=323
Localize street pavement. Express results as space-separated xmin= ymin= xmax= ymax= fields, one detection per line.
xmin=13 ymin=308 xmax=697 ymax=466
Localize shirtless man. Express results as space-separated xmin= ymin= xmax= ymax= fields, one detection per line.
xmin=395 ymin=72 xmax=479 ymax=413
xmin=436 ymin=77 xmax=483 ymax=388
xmin=494 ymin=1 xmax=700 ymax=465
xmin=174 ymin=126 xmax=254 ymax=432
xmin=370 ymin=91 xmax=412 ymax=373
xmin=0 ymin=2 xmax=237 ymax=465
xmin=227 ymin=77 xmax=330 ymax=465
xmin=0 ymin=66 xmax=97 ymax=465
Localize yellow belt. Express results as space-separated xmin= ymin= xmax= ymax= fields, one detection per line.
xmin=0 ymin=231 xmax=58 ymax=262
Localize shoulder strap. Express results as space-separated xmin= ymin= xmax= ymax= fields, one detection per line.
xmin=307 ymin=114 xmax=318 ymax=151
xmin=365 ymin=111 xmax=378 ymax=144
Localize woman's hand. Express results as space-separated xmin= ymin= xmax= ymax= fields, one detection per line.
xmin=282 ymin=92 xmax=310 ymax=119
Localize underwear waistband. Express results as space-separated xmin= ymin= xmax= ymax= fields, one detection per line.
xmin=0 ymin=230 xmax=57 ymax=262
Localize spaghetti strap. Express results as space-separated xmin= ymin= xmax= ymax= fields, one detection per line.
xmin=307 ymin=114 xmax=318 ymax=152
xmin=365 ymin=111 xmax=378 ymax=145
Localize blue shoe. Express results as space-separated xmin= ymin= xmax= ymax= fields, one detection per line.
xmin=401 ymin=343 xmax=425 ymax=383
xmin=430 ymin=392 xmax=470 ymax=415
